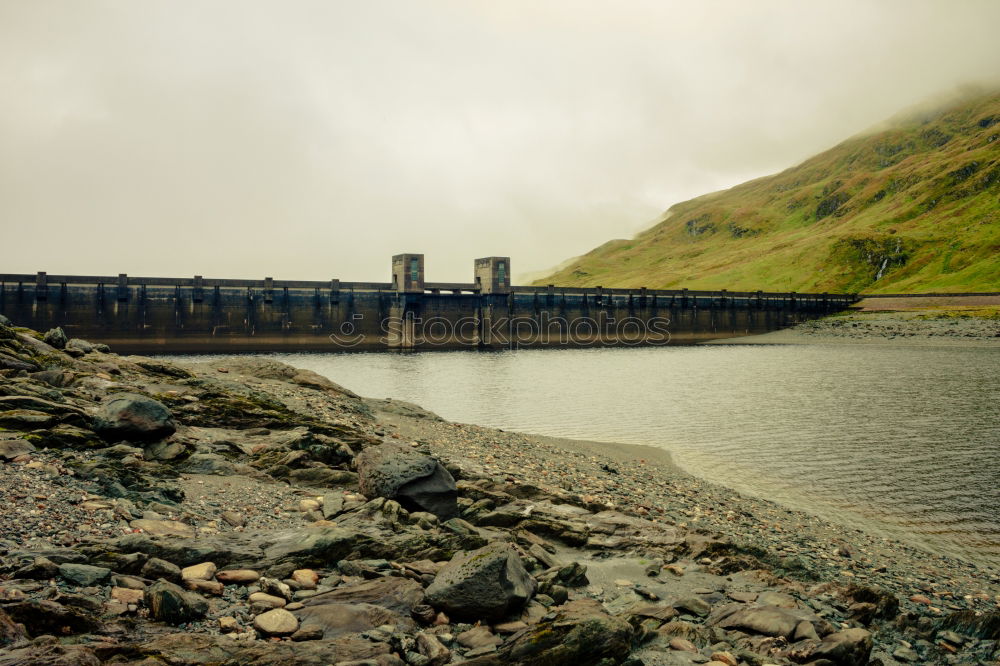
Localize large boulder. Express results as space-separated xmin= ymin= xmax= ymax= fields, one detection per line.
xmin=144 ymin=579 xmax=208 ymax=624
xmin=425 ymin=542 xmax=535 ymax=621
xmin=501 ymin=599 xmax=634 ymax=666
xmin=93 ymin=393 xmax=177 ymax=442
xmin=42 ymin=327 xmax=68 ymax=349
xmin=356 ymin=443 xmax=457 ymax=519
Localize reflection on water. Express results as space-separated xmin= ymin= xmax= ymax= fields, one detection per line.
xmin=174 ymin=344 xmax=1000 ymax=566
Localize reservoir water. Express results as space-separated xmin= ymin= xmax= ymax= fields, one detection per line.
xmin=174 ymin=343 xmax=1000 ymax=567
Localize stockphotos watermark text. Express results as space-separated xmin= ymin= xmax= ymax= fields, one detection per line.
xmin=328 ymin=312 xmax=672 ymax=347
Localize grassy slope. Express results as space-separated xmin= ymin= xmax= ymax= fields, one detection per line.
xmin=537 ymin=90 xmax=1000 ymax=293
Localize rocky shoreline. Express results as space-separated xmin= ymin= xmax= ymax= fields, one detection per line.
xmin=712 ymin=303 xmax=1000 ymax=347
xmin=1 ymin=316 xmax=999 ymax=665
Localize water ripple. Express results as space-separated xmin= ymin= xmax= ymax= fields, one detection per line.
xmin=180 ymin=344 xmax=1000 ymax=567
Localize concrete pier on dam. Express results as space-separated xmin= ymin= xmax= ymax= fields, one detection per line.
xmin=0 ymin=255 xmax=857 ymax=353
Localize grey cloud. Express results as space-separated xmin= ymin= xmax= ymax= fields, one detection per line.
xmin=1 ymin=0 xmax=998 ymax=282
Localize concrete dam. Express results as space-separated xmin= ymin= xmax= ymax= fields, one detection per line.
xmin=0 ymin=255 xmax=857 ymax=353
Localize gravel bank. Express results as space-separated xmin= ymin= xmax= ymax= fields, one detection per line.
xmin=2 ymin=317 xmax=999 ymax=665
xmin=372 ymin=399 xmax=1000 ymax=609
xmin=707 ymin=306 xmax=1000 ymax=347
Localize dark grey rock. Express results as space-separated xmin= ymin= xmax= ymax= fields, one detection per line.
xmin=141 ymin=557 xmax=182 ymax=582
xmin=356 ymin=443 xmax=457 ymax=519
xmin=425 ymin=541 xmax=535 ymax=621
xmin=93 ymin=393 xmax=177 ymax=442
xmin=501 ymin=598 xmax=634 ymax=665
xmin=144 ymin=579 xmax=208 ymax=624
xmin=42 ymin=327 xmax=67 ymax=349
xmin=58 ymin=563 xmax=111 ymax=586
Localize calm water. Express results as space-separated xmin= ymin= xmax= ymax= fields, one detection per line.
xmin=179 ymin=344 xmax=1000 ymax=567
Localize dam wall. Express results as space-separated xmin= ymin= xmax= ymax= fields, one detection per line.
xmin=0 ymin=260 xmax=856 ymax=353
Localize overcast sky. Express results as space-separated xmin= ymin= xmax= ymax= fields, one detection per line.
xmin=2 ymin=1 xmax=999 ymax=283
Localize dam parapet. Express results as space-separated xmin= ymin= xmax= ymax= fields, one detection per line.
xmin=0 ymin=256 xmax=856 ymax=353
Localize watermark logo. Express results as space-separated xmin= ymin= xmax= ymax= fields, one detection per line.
xmin=329 ymin=312 xmax=672 ymax=348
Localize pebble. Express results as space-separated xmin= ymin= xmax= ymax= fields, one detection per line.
xmin=249 ymin=592 xmax=287 ymax=609
xmin=669 ymin=638 xmax=698 ymax=652
xmin=253 ymin=608 xmax=299 ymax=636
xmin=710 ymin=652 xmax=738 ymax=666
xmin=184 ymin=579 xmax=224 ymax=595
xmin=216 ymin=569 xmax=260 ymax=585
xmin=181 ymin=562 xmax=217 ymax=581
xmin=218 ymin=616 xmax=239 ymax=633
xmin=291 ymin=569 xmax=319 ymax=590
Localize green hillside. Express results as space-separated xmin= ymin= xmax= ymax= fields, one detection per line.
xmin=537 ymin=89 xmax=1000 ymax=293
